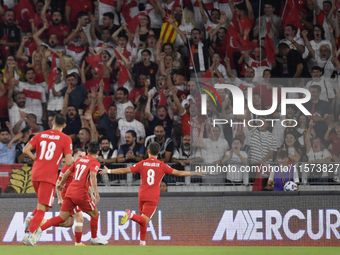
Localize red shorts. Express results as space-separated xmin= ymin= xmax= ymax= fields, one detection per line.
xmin=61 ymin=196 xmax=96 ymax=213
xmin=139 ymin=200 xmax=158 ymax=218
xmin=61 ymin=189 xmax=82 ymax=216
xmin=70 ymin=206 xmax=82 ymax=216
xmin=32 ymin=181 xmax=55 ymax=207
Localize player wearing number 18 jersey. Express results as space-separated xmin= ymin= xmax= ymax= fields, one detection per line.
xmin=22 ymin=114 xmax=73 ymax=246
xmin=100 ymin=142 xmax=205 ymax=246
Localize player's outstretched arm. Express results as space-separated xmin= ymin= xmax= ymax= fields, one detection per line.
xmin=100 ymin=166 xmax=132 ymax=175
xmin=171 ymin=169 xmax=206 ymax=177
xmin=57 ymin=170 xmax=72 ymax=191
xmin=23 ymin=143 xmax=36 ymax=161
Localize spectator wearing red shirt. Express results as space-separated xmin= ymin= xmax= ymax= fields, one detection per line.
xmin=42 ymin=0 xmax=70 ymax=46
xmin=231 ymin=0 xmax=255 ymax=41
xmin=84 ymin=66 xmax=111 ymax=94
xmin=129 ymin=74 xmax=151 ymax=105
xmin=65 ymin=0 xmax=92 ymax=28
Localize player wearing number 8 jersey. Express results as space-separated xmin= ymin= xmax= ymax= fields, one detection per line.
xmin=100 ymin=142 xmax=205 ymax=246
xmin=22 ymin=114 xmax=73 ymax=246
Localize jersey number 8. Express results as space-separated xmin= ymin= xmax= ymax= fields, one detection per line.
xmin=147 ymin=169 xmax=155 ymax=186
xmin=39 ymin=141 xmax=56 ymax=160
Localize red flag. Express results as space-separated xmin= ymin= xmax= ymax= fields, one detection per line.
xmin=226 ymin=28 xmax=258 ymax=53
xmin=265 ymin=21 xmax=275 ymax=65
xmin=159 ymin=85 xmax=167 ymax=106
xmin=113 ymin=48 xmax=129 ymax=87
xmin=127 ymin=9 xmax=154 ymax=32
xmin=284 ymin=3 xmax=303 ymax=30
xmin=14 ymin=0 xmax=35 ymax=32
xmin=48 ymin=54 xmax=57 ymax=91
xmin=229 ymin=11 xmax=240 ymax=35
xmin=85 ymin=55 xmax=103 ymax=75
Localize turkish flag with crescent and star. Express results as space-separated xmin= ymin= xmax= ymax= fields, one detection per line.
xmin=48 ymin=53 xmax=57 ymax=91
xmin=85 ymin=54 xmax=104 ymax=75
xmin=225 ymin=27 xmax=258 ymax=53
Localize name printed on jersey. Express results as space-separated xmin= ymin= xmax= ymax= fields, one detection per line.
xmin=40 ymin=134 xmax=61 ymax=140
xmin=143 ymin=162 xmax=160 ymax=167
xmin=79 ymin=158 xmax=90 ymax=163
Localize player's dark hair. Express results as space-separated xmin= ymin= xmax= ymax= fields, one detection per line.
xmin=126 ymin=130 xmax=137 ymax=138
xmin=54 ymin=114 xmax=67 ymax=126
xmin=74 ymin=148 xmax=85 ymax=154
xmin=148 ymin=142 xmax=160 ymax=156
xmin=117 ymin=87 xmax=129 ymax=96
xmin=24 ymin=67 xmax=35 ymax=75
xmin=277 ymin=150 xmax=289 ymax=159
xmin=103 ymin=12 xmax=114 ymax=20
xmin=88 ymin=141 xmax=100 ymax=154
xmin=310 ymin=84 xmax=322 ymax=93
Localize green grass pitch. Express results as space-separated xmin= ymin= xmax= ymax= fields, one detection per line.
xmin=1 ymin=246 xmax=340 ymax=255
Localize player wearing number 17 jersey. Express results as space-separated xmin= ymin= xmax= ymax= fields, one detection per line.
xmin=22 ymin=114 xmax=73 ymax=246
xmin=100 ymin=142 xmax=205 ymax=246
xmin=31 ymin=141 xmax=108 ymax=246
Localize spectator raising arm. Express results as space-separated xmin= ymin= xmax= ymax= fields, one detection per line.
xmin=166 ymin=15 xmax=187 ymax=44
xmin=195 ymin=123 xmax=206 ymax=149
xmin=152 ymin=0 xmax=166 ymax=19
xmin=198 ymin=0 xmax=208 ymax=24
xmin=33 ymin=22 xmax=49 ymax=47
xmin=84 ymin=110 xmax=98 ymax=142
xmin=302 ymin=30 xmax=315 ymax=58
xmin=90 ymin=15 xmax=98 ymax=43
xmin=16 ymin=36 xmax=30 ymax=63
xmin=171 ymin=87 xmax=185 ymax=115
xmin=60 ymin=84 xmax=75 ymax=116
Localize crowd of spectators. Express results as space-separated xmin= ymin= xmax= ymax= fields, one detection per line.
xmin=1 ymin=0 xmax=340 ymax=186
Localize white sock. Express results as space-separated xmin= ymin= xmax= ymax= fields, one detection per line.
xmin=130 ymin=212 xmax=134 ymax=218
xmin=140 ymin=240 xmax=146 ymax=245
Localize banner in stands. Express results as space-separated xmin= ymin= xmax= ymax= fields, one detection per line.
xmin=0 ymin=164 xmax=33 ymax=193
xmin=0 ymin=195 xmax=339 ymax=246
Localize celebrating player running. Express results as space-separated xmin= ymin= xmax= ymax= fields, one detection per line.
xmin=100 ymin=142 xmax=205 ymax=246
xmin=22 ymin=114 xmax=73 ymax=246
xmin=29 ymin=141 xmax=108 ymax=246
